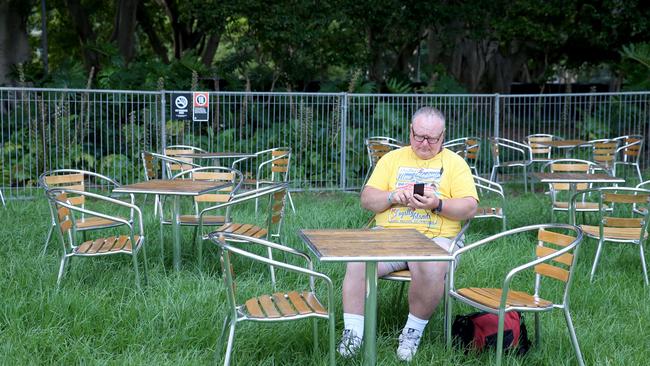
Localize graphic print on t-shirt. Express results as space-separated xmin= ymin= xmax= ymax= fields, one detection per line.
xmin=388 ymin=166 xmax=443 ymax=225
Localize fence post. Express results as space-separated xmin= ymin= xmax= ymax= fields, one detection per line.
xmin=494 ymin=93 xmax=500 ymax=138
xmin=340 ymin=93 xmax=348 ymax=190
xmin=160 ymin=90 xmax=167 ymax=178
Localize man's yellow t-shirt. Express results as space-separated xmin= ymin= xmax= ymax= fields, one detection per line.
xmin=366 ymin=147 xmax=478 ymax=238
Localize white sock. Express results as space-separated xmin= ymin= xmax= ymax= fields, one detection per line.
xmin=343 ymin=313 xmax=365 ymax=339
xmin=403 ymin=313 xmax=428 ymax=333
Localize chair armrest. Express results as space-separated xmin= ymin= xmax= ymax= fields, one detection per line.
xmin=197 ymin=183 xmax=287 ymax=219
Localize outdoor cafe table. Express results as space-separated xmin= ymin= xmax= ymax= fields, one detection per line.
xmin=113 ymin=179 xmax=229 ymax=271
xmin=298 ymin=228 xmax=454 ymax=366
xmin=536 ymin=139 xmax=589 ymax=157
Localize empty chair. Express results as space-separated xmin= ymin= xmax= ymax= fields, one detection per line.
xmin=208 ymin=232 xmax=335 ymax=366
xmin=473 ymin=175 xmax=506 ymax=231
xmin=158 ymin=166 xmax=242 ymax=263
xmin=446 ymin=224 xmax=585 ymax=366
xmin=634 ymin=180 xmax=650 ymax=215
xmin=588 ymin=138 xmax=620 ymax=176
xmin=571 ymin=187 xmax=650 ymax=285
xmin=525 ymin=134 xmax=562 ymax=191
xmin=207 ymin=183 xmax=289 ymax=284
xmin=489 ymin=137 xmax=533 ymax=192
xmin=39 ymin=169 xmax=134 ymax=255
xmin=542 ymin=159 xmax=604 ymax=222
xmin=363 ymin=137 xmax=403 ymax=187
xmin=445 ymin=137 xmax=481 ymax=176
xmin=46 ymin=189 xmax=148 ymax=288
xmin=141 ymin=151 xmax=200 ymax=216
xmin=232 ymin=147 xmax=295 ymax=213
xmin=164 ymin=144 xmax=207 ymax=175
xmin=614 ymin=135 xmax=644 ymax=183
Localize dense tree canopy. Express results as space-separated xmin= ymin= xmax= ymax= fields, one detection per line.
xmin=1 ymin=0 xmax=649 ymax=92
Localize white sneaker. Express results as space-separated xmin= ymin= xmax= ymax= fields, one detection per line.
xmin=396 ymin=328 xmax=422 ymax=362
xmin=337 ymin=329 xmax=362 ymax=358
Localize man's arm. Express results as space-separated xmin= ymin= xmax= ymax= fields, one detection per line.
xmin=408 ymin=187 xmax=478 ymax=221
xmin=360 ymin=186 xmax=412 ymax=213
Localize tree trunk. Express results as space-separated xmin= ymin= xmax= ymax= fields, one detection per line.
xmin=0 ymin=0 xmax=31 ymax=85
xmin=136 ymin=1 xmax=169 ymax=63
xmin=200 ymin=34 xmax=220 ymax=67
xmin=111 ymin=0 xmax=140 ymax=63
xmin=65 ymin=0 xmax=100 ymax=70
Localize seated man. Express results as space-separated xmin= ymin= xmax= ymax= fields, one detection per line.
xmin=339 ymin=106 xmax=478 ymax=361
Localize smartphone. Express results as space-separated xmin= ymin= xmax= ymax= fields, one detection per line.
xmin=413 ymin=183 xmax=425 ymax=196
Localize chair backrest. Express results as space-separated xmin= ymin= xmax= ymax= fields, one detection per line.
xmin=264 ymin=184 xmax=289 ymax=239
xmin=164 ymin=145 xmax=206 ymax=173
xmin=39 ymin=169 xmax=123 ymax=220
xmin=615 ymin=135 xmax=643 ymax=164
xmin=48 ymin=191 xmax=76 ymax=250
xmin=542 ymin=159 xmax=598 ymax=192
xmin=589 ymin=139 xmax=619 ymax=169
xmin=365 ymin=138 xmax=402 ymax=168
xmin=445 ymin=137 xmax=480 ymax=168
xmin=598 ymin=187 xmax=650 ymax=242
xmin=142 ymin=151 xmax=200 ymax=179
xmin=172 ymin=167 xmax=243 ymax=216
xmin=534 ymin=227 xmax=582 ymax=304
xmin=269 ymin=147 xmax=291 ymax=182
xmin=525 ymin=134 xmax=556 ymax=160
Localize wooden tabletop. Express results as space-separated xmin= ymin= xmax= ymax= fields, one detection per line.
xmin=535 ymin=140 xmax=588 ymax=148
xmin=533 ymin=172 xmax=625 ymax=184
xmin=113 ymin=179 xmax=228 ymax=196
xmin=299 ymin=228 xmax=453 ymax=262
xmin=177 ymin=152 xmax=255 ymax=159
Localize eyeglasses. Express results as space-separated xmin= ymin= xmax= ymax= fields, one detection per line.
xmin=411 ymin=126 xmax=445 ymax=144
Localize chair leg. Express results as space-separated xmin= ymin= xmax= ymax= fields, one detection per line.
xmin=495 ymin=310 xmax=506 ymax=366
xmin=267 ymin=247 xmax=277 ymax=289
xmin=312 ymin=318 xmax=319 ymax=356
xmin=42 ymin=224 xmax=55 ymax=256
xmin=590 ymin=239 xmax=606 ymax=282
xmin=196 ymin=223 xmax=204 ymax=268
xmin=523 ymin=166 xmax=528 ymax=193
xmin=56 ymin=255 xmax=70 ymax=288
xmin=490 ymin=166 xmax=497 ymax=183
xmin=223 ymin=319 xmax=237 ymax=366
xmin=639 ymin=241 xmax=649 ymax=286
xmin=635 ymin=165 xmax=643 ymax=184
xmin=534 ymin=313 xmax=541 ymax=347
xmin=159 ymin=221 xmax=165 ymax=264
xmin=564 ymin=307 xmax=585 ymax=366
xmin=132 ymin=249 xmax=142 ymax=290
xmin=287 ymin=191 xmax=296 ymax=213
xmin=141 ymin=243 xmax=149 ymax=286
xmin=328 ymin=311 xmax=336 ymax=366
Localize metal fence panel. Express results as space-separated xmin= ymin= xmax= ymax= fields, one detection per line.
xmin=1 ymin=88 xmax=648 ymax=198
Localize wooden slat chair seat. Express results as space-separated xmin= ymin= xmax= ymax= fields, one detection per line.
xmin=46 ymin=189 xmax=147 ymax=289
xmin=244 ymin=291 xmax=328 ymax=319
xmin=208 ymin=232 xmax=335 ymax=366
xmin=570 ymin=187 xmax=650 ymax=285
xmin=553 ymin=202 xmax=603 ymax=210
xmin=178 ymin=214 xmax=227 ymax=225
xmin=476 ymin=206 xmax=503 ymax=216
xmin=446 ymin=224 xmax=585 ymax=366
xmin=75 ymin=235 xmax=140 ymax=255
xmin=205 ymin=184 xmax=289 ymax=284
xmin=39 ymin=169 xmax=134 ymax=255
xmin=489 ymin=137 xmax=533 ymax=192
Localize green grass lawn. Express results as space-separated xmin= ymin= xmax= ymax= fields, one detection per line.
xmin=1 ymin=188 xmax=649 ymax=365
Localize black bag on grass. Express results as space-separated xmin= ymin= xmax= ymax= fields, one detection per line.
xmin=452 ymin=311 xmax=531 ymax=355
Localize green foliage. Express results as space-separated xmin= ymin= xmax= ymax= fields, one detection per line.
xmin=385 ymin=78 xmax=413 ymax=94
xmin=620 ymin=43 xmax=650 ymax=91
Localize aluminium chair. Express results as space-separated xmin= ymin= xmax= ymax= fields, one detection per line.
xmin=489 ymin=137 xmax=533 ymax=193
xmin=363 ymin=137 xmax=403 ymax=187
xmin=141 ymin=151 xmax=200 ymax=216
xmin=208 ymin=232 xmax=335 ymax=366
xmin=46 ymin=189 xmax=148 ymax=289
xmin=158 ymin=166 xmax=243 ymax=263
xmin=446 ymin=224 xmax=585 ymax=366
xmin=525 ymin=134 xmax=563 ymax=191
xmin=613 ymin=135 xmax=644 ymax=183
xmin=588 ymin=138 xmax=620 ymax=176
xmin=445 ymin=137 xmax=481 ymax=176
xmin=570 ymin=187 xmax=650 ymax=285
xmin=473 ymin=175 xmax=506 ymax=231
xmin=39 ymin=169 xmax=135 ymax=255
xmin=164 ymin=144 xmax=207 ymax=176
xmin=541 ymin=159 xmax=605 ymax=223
xmin=232 ymin=147 xmax=295 ymax=213
xmin=205 ymin=183 xmax=289 ymax=285
xmin=633 ymin=180 xmax=650 ymax=215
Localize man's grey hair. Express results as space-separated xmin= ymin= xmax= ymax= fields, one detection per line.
xmin=411 ymin=106 xmax=446 ymax=125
